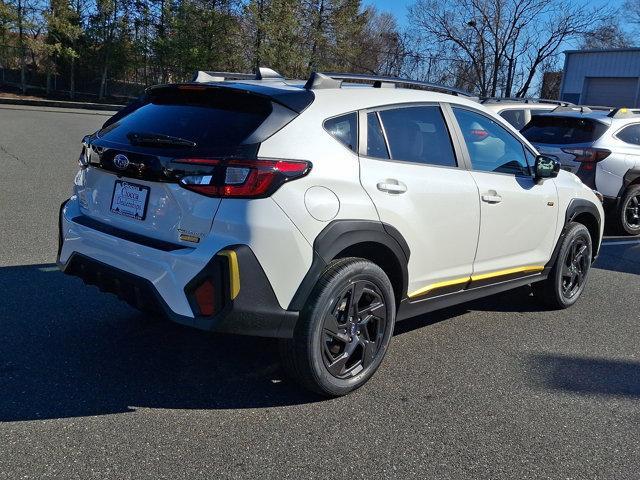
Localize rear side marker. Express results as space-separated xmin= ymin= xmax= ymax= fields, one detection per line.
xmin=218 ymin=250 xmax=241 ymax=299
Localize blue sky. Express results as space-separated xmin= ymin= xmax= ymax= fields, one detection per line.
xmin=365 ymin=0 xmax=625 ymax=29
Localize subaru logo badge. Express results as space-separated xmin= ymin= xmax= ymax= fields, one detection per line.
xmin=113 ymin=154 xmax=130 ymax=170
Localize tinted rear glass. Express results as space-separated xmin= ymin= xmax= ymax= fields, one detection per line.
xmin=98 ymin=87 xmax=272 ymax=150
xmin=324 ymin=113 xmax=357 ymax=152
xmin=521 ymin=115 xmax=608 ymax=144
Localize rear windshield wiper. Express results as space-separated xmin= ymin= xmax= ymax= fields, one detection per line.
xmin=127 ymin=132 xmax=196 ymax=148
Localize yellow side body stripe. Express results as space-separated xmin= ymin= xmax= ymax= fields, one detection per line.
xmin=408 ymin=265 xmax=545 ymax=299
xmin=218 ymin=250 xmax=241 ymax=299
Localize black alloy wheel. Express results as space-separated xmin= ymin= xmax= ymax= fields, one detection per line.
xmin=279 ymin=257 xmax=396 ymax=397
xmin=322 ymin=280 xmax=388 ymax=379
xmin=560 ymin=235 xmax=590 ymax=300
xmin=624 ymin=192 xmax=640 ymax=231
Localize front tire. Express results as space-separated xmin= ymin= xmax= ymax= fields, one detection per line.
xmin=618 ymin=185 xmax=640 ymax=236
xmin=280 ymin=258 xmax=396 ymax=397
xmin=533 ymin=222 xmax=592 ymax=309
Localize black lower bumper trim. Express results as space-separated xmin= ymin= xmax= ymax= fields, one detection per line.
xmin=62 ymin=248 xmax=299 ymax=338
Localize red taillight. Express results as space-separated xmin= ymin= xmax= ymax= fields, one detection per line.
xmin=470 ymin=129 xmax=489 ymax=141
xmin=175 ymin=158 xmax=311 ymax=198
xmin=561 ymin=147 xmax=611 ymax=163
xmin=194 ymin=279 xmax=215 ymax=316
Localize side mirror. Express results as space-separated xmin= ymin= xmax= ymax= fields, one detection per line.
xmin=534 ymin=154 xmax=560 ymax=180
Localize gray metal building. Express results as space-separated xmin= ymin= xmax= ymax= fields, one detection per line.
xmin=560 ymin=48 xmax=640 ymax=107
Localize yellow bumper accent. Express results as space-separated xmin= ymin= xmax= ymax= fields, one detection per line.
xmin=408 ymin=265 xmax=545 ymax=299
xmin=218 ymin=250 xmax=240 ymax=299
xmin=470 ymin=265 xmax=544 ymax=282
xmin=408 ymin=276 xmax=470 ymax=299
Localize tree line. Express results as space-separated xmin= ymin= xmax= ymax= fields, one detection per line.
xmin=0 ymin=0 xmax=636 ymax=101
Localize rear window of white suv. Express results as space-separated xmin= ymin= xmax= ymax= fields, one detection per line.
xmin=97 ymin=87 xmax=273 ymax=151
xmin=521 ymin=115 xmax=608 ymax=144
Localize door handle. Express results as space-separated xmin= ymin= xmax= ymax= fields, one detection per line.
xmin=377 ymin=179 xmax=407 ymax=194
xmin=481 ymin=190 xmax=502 ymax=204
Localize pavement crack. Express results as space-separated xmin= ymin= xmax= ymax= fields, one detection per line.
xmin=0 ymin=143 xmax=27 ymax=166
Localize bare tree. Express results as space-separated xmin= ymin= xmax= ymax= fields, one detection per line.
xmin=408 ymin=0 xmax=608 ymax=96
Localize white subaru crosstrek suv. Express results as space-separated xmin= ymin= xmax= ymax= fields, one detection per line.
xmin=58 ymin=69 xmax=604 ymax=396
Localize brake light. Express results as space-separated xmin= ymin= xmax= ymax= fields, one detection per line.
xmin=470 ymin=129 xmax=489 ymax=141
xmin=175 ymin=158 xmax=311 ymax=198
xmin=561 ymin=147 xmax=611 ymax=163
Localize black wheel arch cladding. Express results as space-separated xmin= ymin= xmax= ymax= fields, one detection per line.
xmin=288 ymin=220 xmax=410 ymax=311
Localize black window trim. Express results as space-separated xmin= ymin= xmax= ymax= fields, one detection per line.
xmin=613 ymin=122 xmax=640 ymax=146
xmin=448 ymin=103 xmax=536 ymax=179
xmin=357 ymin=101 xmax=464 ymax=171
xmin=322 ymin=111 xmax=359 ymax=154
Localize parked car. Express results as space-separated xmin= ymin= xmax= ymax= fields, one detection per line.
xmin=481 ymin=98 xmax=574 ymax=130
xmin=521 ymin=106 xmax=640 ymax=235
xmin=57 ymin=69 xmax=604 ymax=396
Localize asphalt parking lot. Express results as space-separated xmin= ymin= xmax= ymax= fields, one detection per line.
xmin=1 ymin=104 xmax=639 ymax=479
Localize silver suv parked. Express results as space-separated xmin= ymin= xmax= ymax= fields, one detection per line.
xmin=521 ymin=107 xmax=640 ymax=235
xmin=481 ymin=98 xmax=574 ymax=130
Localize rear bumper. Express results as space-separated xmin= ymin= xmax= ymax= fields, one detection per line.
xmin=58 ymin=197 xmax=298 ymax=338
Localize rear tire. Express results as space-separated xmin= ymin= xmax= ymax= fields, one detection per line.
xmin=617 ymin=185 xmax=640 ymax=236
xmin=279 ymin=257 xmax=396 ymax=397
xmin=533 ymin=222 xmax=592 ymax=309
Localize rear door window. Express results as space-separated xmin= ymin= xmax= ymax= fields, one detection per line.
xmin=617 ymin=124 xmax=640 ymax=146
xmin=366 ymin=112 xmax=389 ymax=159
xmin=376 ymin=106 xmax=457 ymax=167
xmin=521 ymin=115 xmax=608 ymax=144
xmin=324 ymin=113 xmax=358 ymax=152
xmin=453 ymin=107 xmax=531 ymax=176
xmin=499 ymin=109 xmax=527 ymax=130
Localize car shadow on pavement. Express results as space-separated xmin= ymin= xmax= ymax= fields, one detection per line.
xmin=0 ymin=264 xmax=321 ymax=422
xmin=527 ymin=353 xmax=640 ymax=398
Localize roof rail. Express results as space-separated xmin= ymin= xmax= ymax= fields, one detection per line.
xmin=607 ymin=107 xmax=640 ymax=118
xmin=480 ymin=97 xmax=573 ymax=106
xmin=304 ymin=72 xmax=474 ymax=97
xmin=192 ymin=67 xmax=284 ymax=83
xmin=552 ymin=105 xmax=593 ymax=113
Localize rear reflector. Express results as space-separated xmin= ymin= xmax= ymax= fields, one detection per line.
xmin=194 ymin=279 xmax=216 ymax=316
xmin=175 ymin=158 xmax=311 ymax=198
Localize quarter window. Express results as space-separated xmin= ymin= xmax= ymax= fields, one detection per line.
xmin=617 ymin=124 xmax=640 ymax=146
xmin=324 ymin=113 xmax=358 ymax=152
xmin=453 ymin=107 xmax=531 ymax=176
xmin=375 ymin=106 xmax=457 ymax=167
xmin=499 ymin=109 xmax=527 ymax=130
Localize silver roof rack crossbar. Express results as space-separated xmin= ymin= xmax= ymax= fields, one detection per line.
xmin=192 ymin=67 xmax=284 ymax=83
xmin=305 ymin=72 xmax=473 ymax=97
xmin=552 ymin=105 xmax=593 ymax=113
xmin=607 ymin=107 xmax=640 ymax=118
xmin=481 ymin=97 xmax=573 ymax=106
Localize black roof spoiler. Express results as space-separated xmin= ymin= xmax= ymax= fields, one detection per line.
xmin=304 ymin=72 xmax=475 ymax=97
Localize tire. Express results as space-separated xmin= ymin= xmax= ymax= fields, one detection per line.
xmin=617 ymin=185 xmax=640 ymax=236
xmin=279 ymin=257 xmax=396 ymax=397
xmin=533 ymin=222 xmax=592 ymax=309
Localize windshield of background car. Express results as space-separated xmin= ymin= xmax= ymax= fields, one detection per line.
xmin=521 ymin=115 xmax=608 ymax=145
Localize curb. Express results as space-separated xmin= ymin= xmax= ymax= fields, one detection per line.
xmin=0 ymin=97 xmax=122 ymax=111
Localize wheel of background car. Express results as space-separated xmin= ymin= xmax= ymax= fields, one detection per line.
xmin=533 ymin=222 xmax=592 ymax=309
xmin=279 ymin=257 xmax=396 ymax=397
xmin=618 ymin=185 xmax=640 ymax=236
